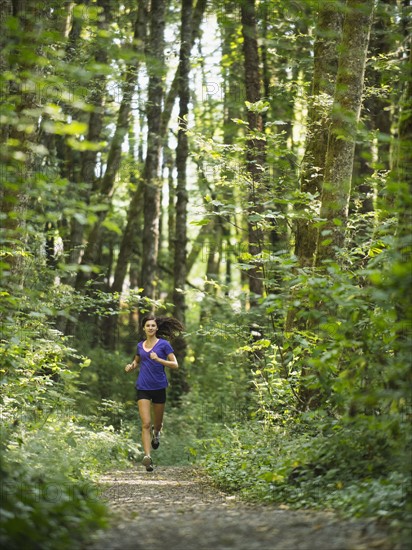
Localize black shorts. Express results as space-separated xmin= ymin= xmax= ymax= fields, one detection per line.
xmin=136 ymin=388 xmax=167 ymax=404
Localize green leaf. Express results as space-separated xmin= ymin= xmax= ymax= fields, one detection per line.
xmin=67 ymin=138 xmax=106 ymax=152
xmin=190 ymin=219 xmax=210 ymax=226
xmin=231 ymin=118 xmax=248 ymax=125
xmin=102 ymin=219 xmax=122 ymax=235
xmin=43 ymin=120 xmax=88 ymax=136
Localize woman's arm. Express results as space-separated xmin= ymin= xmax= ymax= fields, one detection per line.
xmin=149 ymin=352 xmax=178 ymax=370
xmin=125 ymin=354 xmax=140 ymax=373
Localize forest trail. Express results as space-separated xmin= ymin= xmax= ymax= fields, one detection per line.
xmin=87 ymin=466 xmax=394 ymax=550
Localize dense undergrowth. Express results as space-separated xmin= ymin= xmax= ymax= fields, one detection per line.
xmin=177 ymin=248 xmax=411 ymax=549
xmin=192 ymin=419 xmax=410 ymax=531
xmin=0 ymin=397 xmax=142 ymax=550
xmin=0 ymin=415 xmax=140 ymax=550
xmin=0 ymin=304 xmax=140 ymax=550
xmin=166 ymin=376 xmax=411 ymax=548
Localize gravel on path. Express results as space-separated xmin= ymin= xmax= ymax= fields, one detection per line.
xmin=87 ymin=465 xmax=395 ymax=550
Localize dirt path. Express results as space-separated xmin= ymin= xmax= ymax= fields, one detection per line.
xmin=87 ymin=465 xmax=394 ymax=550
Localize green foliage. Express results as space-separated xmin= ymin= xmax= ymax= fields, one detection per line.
xmin=186 ymin=234 xmax=411 ymax=549
xmin=197 ymin=419 xmax=410 ymax=533
xmin=0 ymin=261 xmax=140 ymax=548
xmin=0 ymin=458 xmax=106 ymax=550
xmin=77 ymin=347 xmax=138 ymax=417
xmin=184 ymin=292 xmax=261 ymax=424
xmin=0 ymin=409 xmax=141 ymax=550
xmin=0 ymin=308 xmax=140 ymax=548
xmin=185 ymin=197 xmax=410 ymax=545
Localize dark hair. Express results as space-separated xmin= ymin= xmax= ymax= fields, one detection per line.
xmin=140 ymin=314 xmax=184 ymax=340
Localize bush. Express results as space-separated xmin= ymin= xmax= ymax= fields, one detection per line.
xmin=197 ymin=419 xmax=410 ymax=535
xmin=0 ymin=412 xmax=141 ymax=549
xmin=0 ymin=456 xmax=107 ymax=550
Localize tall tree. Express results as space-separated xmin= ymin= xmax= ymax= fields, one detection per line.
xmin=240 ymin=0 xmax=265 ymax=303
xmin=393 ymin=36 xmax=411 ymax=335
xmin=66 ymin=0 xmax=111 ymax=270
xmin=108 ymin=1 xmax=148 ymax=296
xmin=75 ymin=2 xmax=143 ymax=291
xmin=351 ymin=0 xmax=394 ymax=220
xmin=170 ymin=0 xmax=193 ymax=399
xmin=315 ymin=0 xmax=375 ymax=265
xmin=295 ymin=3 xmax=343 ymax=267
xmin=220 ymin=2 xmax=243 ymax=291
xmin=140 ymin=0 xmax=168 ymax=303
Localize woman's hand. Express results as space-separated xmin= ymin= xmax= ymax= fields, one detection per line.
xmin=150 ymin=352 xmax=178 ymax=369
xmin=125 ymin=363 xmax=136 ymax=373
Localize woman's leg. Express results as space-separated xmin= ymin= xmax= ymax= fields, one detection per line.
xmin=138 ymin=399 xmax=152 ymax=457
xmin=152 ymin=402 xmax=165 ymax=435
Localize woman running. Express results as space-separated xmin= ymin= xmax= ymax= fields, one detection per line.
xmin=125 ymin=314 xmax=183 ymax=471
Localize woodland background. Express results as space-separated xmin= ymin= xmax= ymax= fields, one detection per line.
xmin=0 ymin=0 xmax=411 ymax=548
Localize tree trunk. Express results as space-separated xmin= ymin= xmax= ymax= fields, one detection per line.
xmin=164 ymin=145 xmax=175 ymax=277
xmin=221 ymin=5 xmax=241 ymax=294
xmin=107 ymin=3 xmax=148 ymax=295
xmin=173 ymin=0 xmax=192 ymax=316
xmin=1 ymin=0 xmax=41 ymax=282
xmin=295 ymin=3 xmax=343 ymax=267
xmin=140 ymin=0 xmax=167 ymax=304
xmin=160 ymin=0 xmax=208 ymax=136
xmin=75 ymin=2 xmax=145 ymax=291
xmin=240 ymin=0 xmax=265 ymax=303
xmin=315 ymin=0 xmax=375 ymax=265
xmin=170 ymin=0 xmax=193 ymax=401
xmin=0 ymin=0 xmax=12 ymax=144
xmin=351 ymin=0 xmax=394 ymax=221
xmin=394 ymin=42 xmax=411 ymax=331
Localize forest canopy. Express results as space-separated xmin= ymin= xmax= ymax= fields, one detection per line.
xmin=0 ymin=0 xmax=411 ymax=548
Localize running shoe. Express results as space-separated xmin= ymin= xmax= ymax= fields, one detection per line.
xmin=142 ymin=455 xmax=153 ymax=472
xmin=151 ymin=426 xmax=160 ymax=450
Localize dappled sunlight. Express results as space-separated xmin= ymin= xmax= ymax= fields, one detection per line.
xmin=1 ymin=0 xmax=409 ymax=549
